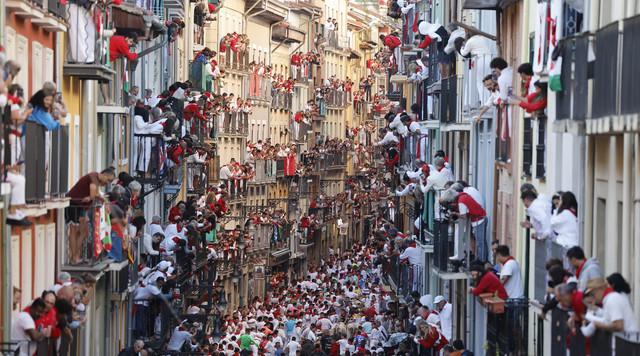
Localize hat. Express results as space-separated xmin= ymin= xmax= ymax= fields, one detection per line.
xmin=419 ymin=294 xmax=432 ymax=308
xmin=584 ymin=278 xmax=607 ymax=295
xmin=434 ymin=295 xmax=445 ymax=304
xmin=158 ymin=260 xmax=172 ymax=271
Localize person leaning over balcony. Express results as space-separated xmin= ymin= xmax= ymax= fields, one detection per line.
xmin=440 ymin=185 xmax=487 ymax=262
xmin=520 ymin=188 xmax=553 ymax=241
xmin=469 ymin=262 xmax=508 ymax=300
xmin=489 ymin=57 xmax=513 ymax=106
xmin=585 ymin=276 xmax=639 ymax=333
xmin=494 ymin=245 xmax=524 ymax=299
xmin=449 ymin=181 xmax=488 ymax=261
xmin=11 ymin=298 xmax=51 ymax=356
xmin=509 ymin=81 xmax=548 ymax=114
xmin=472 ymin=75 xmax=499 ymax=124
xmin=27 ymin=82 xmax=60 ymax=131
xmin=109 ymin=33 xmax=139 ymax=62
xmin=566 ymin=246 xmax=603 ymax=291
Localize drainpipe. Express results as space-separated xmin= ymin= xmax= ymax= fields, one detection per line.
xmin=634 ymin=134 xmax=640 ymax=316
xmin=622 ymin=133 xmax=632 ymax=277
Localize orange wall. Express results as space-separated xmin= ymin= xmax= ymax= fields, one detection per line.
xmin=7 ymin=10 xmax=56 ymax=95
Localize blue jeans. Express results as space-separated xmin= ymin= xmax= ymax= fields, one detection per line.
xmin=473 ymin=218 xmax=488 ymax=262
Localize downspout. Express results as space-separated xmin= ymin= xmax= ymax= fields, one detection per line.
xmin=634 ymin=134 xmax=640 ymax=317
xmin=622 ymin=133 xmax=632 ymax=277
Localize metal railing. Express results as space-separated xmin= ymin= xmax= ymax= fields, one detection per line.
xmin=271 ymin=91 xmax=293 ymax=111
xmin=275 ymin=159 xmax=285 ymax=177
xmin=252 ymin=160 xmax=276 ymax=184
xmin=440 ymin=76 xmax=458 ymax=124
xmin=387 ymin=255 xmax=424 ymax=298
xmin=133 ymin=134 xmax=166 ymax=184
xmin=189 ymin=61 xmax=213 ymax=93
xmin=66 ymin=3 xmax=109 ymax=66
xmin=48 ymin=0 xmax=66 ymax=18
xmin=592 ymin=22 xmax=619 ymax=119
xmin=325 ymin=90 xmax=349 ymax=107
xmin=223 ymin=47 xmax=249 ymax=71
xmin=555 ymin=34 xmax=591 ymax=120
xmin=23 ymin=122 xmax=69 ymax=203
xmin=486 ymin=299 xmax=529 ymax=356
xmin=550 ymin=308 xmax=640 ymax=355
xmin=186 ymin=115 xmax=216 ymax=142
xmin=218 ymin=111 xmax=249 ymax=135
xmin=63 ymin=204 xmax=108 ymax=267
xmin=316 ymin=152 xmax=347 ymax=170
xmin=186 ymin=162 xmax=208 ymax=195
xmin=270 ymin=223 xmax=290 ymax=251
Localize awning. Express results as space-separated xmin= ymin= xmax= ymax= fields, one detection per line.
xmin=349 ymin=50 xmax=362 ymax=60
xmin=463 ymin=0 xmax=519 ymax=9
xmin=270 ymin=249 xmax=290 ymax=265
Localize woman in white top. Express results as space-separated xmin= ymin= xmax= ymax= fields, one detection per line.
xmin=550 ymin=191 xmax=579 ymax=249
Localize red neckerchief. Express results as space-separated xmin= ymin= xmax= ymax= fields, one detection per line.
xmin=602 ymin=287 xmax=614 ymax=300
xmin=10 ymin=129 xmax=21 ymax=136
xmin=438 ymin=166 xmax=445 ymax=172
xmin=575 ymin=260 xmax=586 ymax=279
xmin=503 ymin=256 xmax=515 ymax=265
xmin=568 ymin=208 xmax=577 ymax=217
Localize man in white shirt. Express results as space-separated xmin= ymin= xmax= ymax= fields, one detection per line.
xmin=434 ymin=295 xmax=452 ymax=342
xmin=495 ymin=245 xmax=524 ymax=298
xmin=587 ymin=278 xmax=640 ymax=333
xmin=219 ymin=160 xmax=234 ymax=188
xmin=11 ymin=298 xmax=50 ymax=356
xmin=167 ymin=323 xmax=196 ymax=351
xmin=376 ymin=128 xmax=399 ymax=146
xmin=284 ymin=336 xmax=300 ymax=356
xmin=420 ymin=157 xmax=451 ymax=220
xmin=520 ymin=189 xmax=553 ymax=240
xmin=489 ymin=57 xmax=514 ymax=105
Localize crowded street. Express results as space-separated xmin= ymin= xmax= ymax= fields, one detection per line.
xmin=2 ymin=0 xmax=640 ymax=355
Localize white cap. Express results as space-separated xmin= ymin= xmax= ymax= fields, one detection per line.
xmin=158 ymin=260 xmax=171 ymax=271
xmin=419 ymin=294 xmax=432 ymax=308
xmin=434 ymin=295 xmax=445 ymax=304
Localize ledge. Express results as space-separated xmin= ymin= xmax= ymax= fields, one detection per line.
xmin=552 ymin=119 xmax=586 ymax=135
xmin=585 ymin=114 xmax=640 ymax=134
xmin=64 ymin=63 xmax=115 ymax=82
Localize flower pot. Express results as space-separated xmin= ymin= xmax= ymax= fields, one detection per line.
xmin=485 ymin=297 xmax=506 ymax=314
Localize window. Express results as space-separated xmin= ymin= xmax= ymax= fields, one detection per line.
xmin=496 ymin=106 xmax=511 ymax=163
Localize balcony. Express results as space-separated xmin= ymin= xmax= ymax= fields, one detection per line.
xmin=484 ymin=299 xmax=528 ymax=355
xmin=186 ymin=162 xmax=208 ymax=195
xmin=555 ymin=34 xmax=591 ymax=123
xmin=439 ymin=76 xmax=458 ymax=124
xmin=23 ymin=122 xmax=69 ymax=205
xmin=251 ymin=160 xmax=276 ymax=184
xmin=384 ymin=255 xmax=424 ymax=298
xmin=325 ymin=90 xmax=349 ymax=108
xmin=218 ymin=112 xmax=249 ymax=136
xmin=132 ymin=134 xmax=166 ymax=186
xmin=589 ymin=17 xmax=640 ymax=133
xmin=223 ymin=47 xmax=250 ymax=72
xmin=271 ymin=91 xmax=293 ymax=111
xmin=185 ymin=115 xmax=216 ymax=142
xmin=64 ymin=3 xmax=115 ymax=81
xmin=275 ymin=159 xmax=285 ymax=177
xmin=270 ymin=223 xmax=291 ymax=253
xmin=245 ymin=0 xmax=287 ymax=23
xmin=271 ymin=26 xmax=305 ymax=44
xmin=47 ymin=0 xmax=66 ymax=19
xmin=549 ymin=308 xmax=640 ymax=355
xmin=61 ymin=205 xmax=112 ymax=271
xmin=189 ymin=61 xmax=213 ymax=93
xmin=317 ymin=152 xmax=347 ymax=170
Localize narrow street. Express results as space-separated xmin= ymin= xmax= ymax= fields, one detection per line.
xmin=2 ymin=0 xmax=640 ymax=355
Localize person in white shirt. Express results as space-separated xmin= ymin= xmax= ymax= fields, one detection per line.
xmin=473 ymin=75 xmax=500 ymax=123
xmin=399 ymin=238 xmax=423 ymax=291
xmin=420 ymin=157 xmax=451 ymax=220
xmin=434 ymin=295 xmax=452 ymax=342
xmin=376 ymin=128 xmax=399 ymax=146
xmin=167 ymin=323 xmax=196 ymax=351
xmin=490 ymin=57 xmax=514 ymax=105
xmin=456 ymin=35 xmax=494 ymax=57
xmin=284 ymin=336 xmax=300 ymax=356
xmin=588 ymin=275 xmax=639 ymax=333
xmin=11 ymin=298 xmax=50 ymax=356
xmin=521 ymin=189 xmax=553 ymax=241
xmin=550 ymin=191 xmax=579 ymax=249
xmin=496 ymin=245 xmax=524 ymax=298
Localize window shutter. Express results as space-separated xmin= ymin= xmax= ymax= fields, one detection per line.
xmin=536 ymin=115 xmax=547 ymax=178
xmin=523 ymin=117 xmax=533 ymax=177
